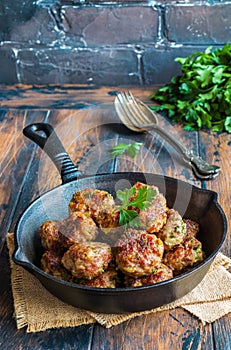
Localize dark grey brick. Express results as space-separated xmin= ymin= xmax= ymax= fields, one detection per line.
xmin=9 ymin=7 xmax=60 ymax=45
xmin=0 ymin=48 xmax=17 ymax=84
xmin=17 ymin=48 xmax=140 ymax=85
xmin=166 ymin=4 xmax=231 ymax=45
xmin=63 ymin=6 xmax=158 ymax=47
xmin=0 ymin=0 xmax=37 ymax=41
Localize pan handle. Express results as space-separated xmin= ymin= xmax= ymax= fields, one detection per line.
xmin=23 ymin=123 xmax=81 ymax=184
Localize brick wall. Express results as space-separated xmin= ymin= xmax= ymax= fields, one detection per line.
xmin=0 ymin=0 xmax=230 ymax=85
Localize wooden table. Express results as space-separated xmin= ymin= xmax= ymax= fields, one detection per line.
xmin=0 ymin=85 xmax=230 ymax=349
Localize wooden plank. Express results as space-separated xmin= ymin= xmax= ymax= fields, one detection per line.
xmin=0 ymin=110 xmax=49 ymax=251
xmin=0 ymin=84 xmax=157 ymax=109
xmin=92 ymin=310 xmax=214 ymax=350
xmin=213 ymin=315 xmax=231 ymax=350
xmin=202 ymin=131 xmax=231 ymax=256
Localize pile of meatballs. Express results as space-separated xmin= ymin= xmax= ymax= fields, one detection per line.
xmin=40 ymin=182 xmax=205 ymax=288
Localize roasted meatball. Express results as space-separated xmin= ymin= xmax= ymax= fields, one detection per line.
xmin=40 ymin=220 xmax=62 ymax=251
xmin=69 ymin=188 xmax=120 ymax=232
xmin=40 ymin=212 xmax=97 ymax=251
xmin=115 ymin=230 xmax=164 ymax=278
xmin=69 ymin=188 xmax=114 ymax=218
xmin=58 ymin=211 xmax=98 ymax=248
xmin=130 ymin=182 xmax=168 ymax=233
xmin=157 ymin=209 xmax=186 ymax=250
xmin=41 ymin=250 xmax=73 ymax=282
xmin=98 ymin=210 xmax=120 ymax=234
xmin=61 ymin=241 xmax=112 ymax=280
xmin=80 ymin=268 xmax=118 ymax=288
xmin=183 ymin=219 xmax=200 ymax=238
xmin=124 ymin=263 xmax=173 ymax=287
xmin=163 ymin=236 xmax=204 ymax=274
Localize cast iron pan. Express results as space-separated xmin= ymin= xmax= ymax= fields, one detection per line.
xmin=13 ymin=122 xmax=227 ymax=313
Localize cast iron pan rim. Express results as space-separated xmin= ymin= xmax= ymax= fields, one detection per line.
xmin=13 ymin=171 xmax=228 ymax=294
xmin=15 ymin=170 xmax=221 ymax=212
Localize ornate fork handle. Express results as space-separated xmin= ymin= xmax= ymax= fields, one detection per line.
xmin=185 ymin=150 xmax=220 ymax=175
xmin=143 ymin=123 xmax=220 ymax=176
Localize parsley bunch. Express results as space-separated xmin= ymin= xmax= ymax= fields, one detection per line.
xmin=150 ymin=44 xmax=231 ymax=133
xmin=116 ymin=185 xmax=156 ymax=227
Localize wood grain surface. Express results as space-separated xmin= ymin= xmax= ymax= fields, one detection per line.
xmin=0 ymin=85 xmax=230 ymax=350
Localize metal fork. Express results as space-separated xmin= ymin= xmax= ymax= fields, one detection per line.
xmin=114 ymin=91 xmax=221 ymax=180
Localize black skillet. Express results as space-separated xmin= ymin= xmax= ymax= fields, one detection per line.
xmin=13 ymin=122 xmax=227 ymax=313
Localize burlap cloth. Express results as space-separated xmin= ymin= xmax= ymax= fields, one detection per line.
xmin=6 ymin=233 xmax=231 ymax=333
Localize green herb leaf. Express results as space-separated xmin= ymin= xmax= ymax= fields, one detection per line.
xmin=119 ymin=209 xmax=140 ymax=227
xmin=150 ymin=43 xmax=231 ymax=133
xmin=110 ymin=142 xmax=143 ymax=159
xmin=116 ymin=185 xmax=156 ymax=227
xmin=128 ymin=186 xmax=156 ymax=210
xmin=116 ymin=187 xmax=136 ymax=206
xmin=224 ymin=116 xmax=231 ymax=133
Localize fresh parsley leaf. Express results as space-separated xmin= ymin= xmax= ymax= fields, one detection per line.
xmin=116 ymin=185 xmax=156 ymax=227
xmin=119 ymin=209 xmax=139 ymax=227
xmin=116 ymin=187 xmax=136 ymax=206
xmin=126 ymin=142 xmax=143 ymax=158
xmin=128 ymin=186 xmax=156 ymax=210
xmin=150 ymin=43 xmax=231 ymax=133
xmin=224 ymin=116 xmax=231 ymax=133
xmin=110 ymin=142 xmax=143 ymax=159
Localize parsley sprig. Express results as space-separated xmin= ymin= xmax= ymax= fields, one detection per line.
xmin=110 ymin=142 xmax=143 ymax=159
xmin=150 ymin=44 xmax=231 ymax=133
xmin=116 ymin=185 xmax=156 ymax=227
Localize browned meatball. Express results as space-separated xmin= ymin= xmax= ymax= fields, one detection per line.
xmin=157 ymin=209 xmax=186 ymax=250
xmin=40 ymin=220 xmax=61 ymax=251
xmin=163 ymin=236 xmax=204 ymax=274
xmin=115 ymin=230 xmax=164 ymax=278
xmin=183 ymin=219 xmax=200 ymax=238
xmin=131 ymin=182 xmax=168 ymax=233
xmin=124 ymin=263 xmax=173 ymax=287
xmin=58 ymin=211 xmax=98 ymax=248
xmin=98 ymin=210 xmax=120 ymax=233
xmin=69 ymin=188 xmax=120 ymax=233
xmin=61 ymin=241 xmax=112 ymax=280
xmin=40 ymin=250 xmax=73 ymax=282
xmin=40 ymin=212 xmax=98 ymax=251
xmin=80 ymin=268 xmax=118 ymax=288
xmin=69 ymin=188 xmax=114 ymax=218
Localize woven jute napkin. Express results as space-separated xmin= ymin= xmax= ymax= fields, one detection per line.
xmin=6 ymin=233 xmax=231 ymax=333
